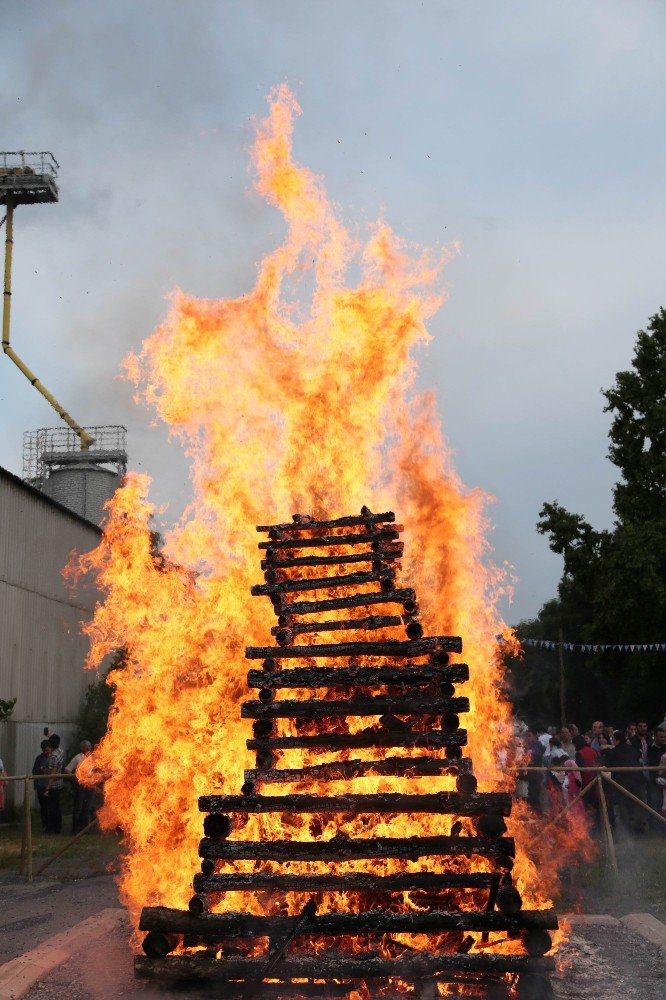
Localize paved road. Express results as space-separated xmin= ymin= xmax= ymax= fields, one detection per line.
xmin=1 ymin=877 xmax=664 ymax=1000
xmin=0 ymin=874 xmax=118 ymax=964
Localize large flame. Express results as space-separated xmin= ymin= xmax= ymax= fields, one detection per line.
xmin=69 ymin=85 xmax=586 ymax=963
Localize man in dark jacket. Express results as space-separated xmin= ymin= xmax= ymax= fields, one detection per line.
xmin=605 ymin=730 xmax=646 ymax=835
xmin=31 ymin=739 xmax=50 ymax=833
xmin=646 ymin=724 xmax=666 ymax=827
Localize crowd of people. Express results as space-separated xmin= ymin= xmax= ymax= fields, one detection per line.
xmin=516 ymin=717 xmax=666 ymax=834
xmin=30 ymin=733 xmax=95 ymax=836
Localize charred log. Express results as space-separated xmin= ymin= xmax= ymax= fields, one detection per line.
xmin=241 ymin=695 xmax=469 ymax=720
xmin=244 ymin=755 xmax=471 ymax=785
xmin=245 ymin=636 xmax=463 ymax=658
xmin=198 ymin=834 xmax=515 ymax=862
xmin=251 ymin=568 xmax=394 ymax=596
xmin=198 ymin=791 xmax=511 ymax=816
xmin=270 ymin=614 xmax=402 ymax=638
xmin=192 ymin=871 xmax=499 ymax=894
xmin=261 ymin=548 xmax=402 ymax=570
xmin=246 ymin=728 xmax=467 ymax=752
xmin=135 ymin=952 xmax=555 ymax=980
xmin=256 ymin=511 xmax=396 ymax=533
xmin=140 ymin=906 xmax=557 ymax=937
xmin=278 ymin=588 xmax=414 ymax=615
xmin=247 ymin=663 xmax=469 ymax=689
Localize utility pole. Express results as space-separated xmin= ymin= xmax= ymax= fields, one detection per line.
xmin=558 ymin=626 xmax=566 ymax=728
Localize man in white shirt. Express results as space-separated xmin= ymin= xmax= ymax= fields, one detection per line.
xmin=65 ymin=740 xmax=93 ymax=835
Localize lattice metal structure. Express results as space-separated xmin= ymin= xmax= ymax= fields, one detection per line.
xmin=135 ymin=508 xmax=557 ymax=999
xmin=0 ymin=152 xmax=59 ymax=206
xmin=23 ymin=425 xmax=127 ymax=488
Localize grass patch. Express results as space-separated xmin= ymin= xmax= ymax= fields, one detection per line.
xmin=555 ymin=833 xmax=666 ymax=921
xmin=0 ymin=810 xmax=119 ymax=877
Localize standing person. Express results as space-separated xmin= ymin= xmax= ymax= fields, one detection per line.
xmin=574 ymin=734 xmax=601 ymax=831
xmin=524 ymin=728 xmax=545 ymax=813
xmin=0 ymin=754 xmax=6 ymax=818
xmin=559 ymin=727 xmax=575 ymax=759
xmin=631 ymin=721 xmax=650 ymax=765
xmin=646 ymin=724 xmax=666 ymax=827
xmin=590 ymin=721 xmax=605 ymax=751
xmin=44 ymin=734 xmax=65 ymax=835
xmin=66 ymin=741 xmax=93 ymax=835
xmin=32 ymin=739 xmax=51 ymax=833
xmin=605 ymin=730 xmax=646 ymax=836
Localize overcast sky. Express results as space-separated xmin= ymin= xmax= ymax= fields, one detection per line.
xmin=2 ymin=1 xmax=665 ymax=623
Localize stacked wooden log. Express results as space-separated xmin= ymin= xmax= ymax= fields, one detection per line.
xmin=136 ymin=508 xmax=557 ymax=999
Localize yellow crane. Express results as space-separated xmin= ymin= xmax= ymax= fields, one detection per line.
xmin=1 ymin=151 xmax=93 ymax=450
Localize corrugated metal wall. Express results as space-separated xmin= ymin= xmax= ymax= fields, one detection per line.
xmin=0 ymin=470 xmax=104 ymax=794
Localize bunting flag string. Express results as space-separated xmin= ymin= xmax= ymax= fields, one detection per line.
xmin=510 ymin=638 xmax=666 ymax=654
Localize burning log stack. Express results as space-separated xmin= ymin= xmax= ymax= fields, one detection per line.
xmin=136 ymin=508 xmax=557 ymax=999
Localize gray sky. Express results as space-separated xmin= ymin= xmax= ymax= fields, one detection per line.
xmin=2 ymin=0 xmax=665 ymax=623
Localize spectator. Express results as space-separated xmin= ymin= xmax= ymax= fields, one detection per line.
xmin=590 ymin=721 xmax=605 ymax=751
xmin=631 ymin=721 xmax=650 ymax=766
xmin=658 ymin=750 xmax=666 ymax=817
xmin=66 ymin=740 xmax=94 ymax=835
xmin=524 ymin=728 xmax=545 ymax=813
xmin=646 ymin=724 xmax=666 ymax=826
xmin=574 ymin=734 xmax=601 ymax=830
xmin=44 ymin=733 xmax=65 ymax=835
xmin=32 ymin=739 xmax=51 ymax=833
xmin=0 ymin=754 xmax=6 ymax=817
xmin=545 ymin=749 xmax=569 ymax=810
xmin=569 ymin=723 xmax=580 ymax=739
xmin=559 ymin=727 xmax=575 ymax=758
xmin=626 ymin=722 xmax=638 ymax=741
xmin=605 ymin=730 xmax=646 ymax=836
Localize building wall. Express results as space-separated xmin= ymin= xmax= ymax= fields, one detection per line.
xmin=0 ymin=468 xmax=103 ymax=799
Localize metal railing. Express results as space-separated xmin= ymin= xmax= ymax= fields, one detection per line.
xmin=0 ymin=151 xmax=59 ymax=179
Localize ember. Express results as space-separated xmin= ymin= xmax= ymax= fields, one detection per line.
xmin=135 ymin=509 xmax=558 ymax=998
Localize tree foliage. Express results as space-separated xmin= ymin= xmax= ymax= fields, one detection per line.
xmin=76 ymin=650 xmax=126 ymax=747
xmin=0 ymin=697 xmax=17 ymax=723
xmin=507 ymin=310 xmax=666 ymax=725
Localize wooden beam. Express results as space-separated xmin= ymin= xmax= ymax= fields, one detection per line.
xmin=247 ymin=664 xmax=469 ymax=689
xmin=256 ymin=512 xmax=395 ymax=532
xmin=191 ymin=871 xmax=498 ymax=894
xmin=241 ymin=696 xmax=469 ymax=720
xmin=261 ymin=550 xmax=401 ymax=571
xmin=246 ymin=728 xmax=467 ymax=752
xmin=198 ymin=834 xmax=515 ymax=862
xmin=140 ymin=905 xmax=557 ymax=936
xmin=258 ymin=529 xmax=401 ymax=551
xmin=251 ymin=569 xmax=393 ymax=597
xmin=198 ymin=791 xmax=511 ymax=816
xmin=135 ymin=952 xmax=555 ymax=980
xmin=279 ymin=588 xmax=414 ymax=615
xmin=245 ymin=637 xmax=463 ymax=659
xmin=245 ymin=755 xmax=472 ymax=784
xmin=270 ymin=615 xmax=403 ymax=639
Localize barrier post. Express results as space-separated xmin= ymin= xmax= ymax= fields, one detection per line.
xmin=19 ymin=776 xmax=30 ymax=876
xmin=596 ymin=775 xmax=618 ymax=873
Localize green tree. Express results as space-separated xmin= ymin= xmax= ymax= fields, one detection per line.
xmin=507 ymin=310 xmax=666 ymax=725
xmin=76 ymin=650 xmax=126 ymax=746
xmin=0 ymin=697 xmax=17 ymax=723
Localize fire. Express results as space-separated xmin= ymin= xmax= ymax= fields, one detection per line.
xmin=68 ymin=84 xmax=585 ymax=968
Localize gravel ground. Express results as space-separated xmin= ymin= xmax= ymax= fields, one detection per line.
xmin=9 ymin=916 xmax=664 ymax=1000
xmin=552 ymin=923 xmax=665 ymax=1000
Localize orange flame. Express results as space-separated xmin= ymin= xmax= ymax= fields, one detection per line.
xmin=69 ymin=85 xmax=585 ymax=964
